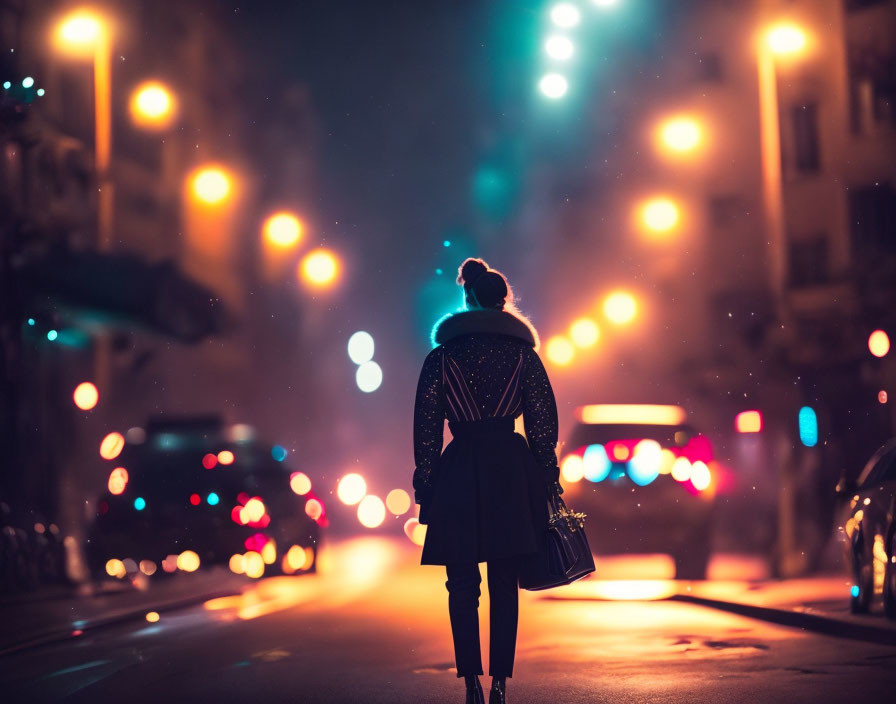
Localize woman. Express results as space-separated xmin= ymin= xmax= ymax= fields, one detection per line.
xmin=412 ymin=258 xmax=564 ymax=704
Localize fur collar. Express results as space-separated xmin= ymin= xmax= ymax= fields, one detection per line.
xmin=431 ymin=308 xmax=539 ymax=349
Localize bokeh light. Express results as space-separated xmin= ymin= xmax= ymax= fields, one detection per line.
xmin=582 ymin=444 xmax=611 ymax=482
xmin=272 ymin=445 xmax=288 ymax=462
xmin=602 ymin=291 xmax=638 ymax=325
xmin=145 ymin=611 xmax=160 ymax=623
xmin=244 ymin=551 xmax=264 ymax=579
xmin=99 ymin=432 xmax=125 ymax=460
xmin=868 ymin=330 xmax=890 ymax=358
xmin=190 ymin=166 xmax=231 ymax=205
xmin=356 ymin=361 xmax=383 ymax=392
xmin=690 ymin=461 xmax=712 ymax=491
xmin=545 ymin=35 xmax=574 ymax=60
xmin=640 ymin=197 xmax=680 ymax=235
xmin=177 ymin=550 xmax=200 ymax=572
xmin=658 ymin=117 xmax=701 ymax=153
xmin=217 ymin=450 xmax=234 ymax=465
xmin=54 ymin=10 xmax=104 ymax=55
xmin=139 ymin=560 xmax=157 ymax=576
xmin=73 ymin=382 xmax=98 ymax=410
xmin=347 ymin=331 xmax=375 ymax=365
xmin=404 ymin=517 xmax=427 ymax=546
xmin=263 ymin=212 xmax=303 ymax=249
xmin=243 ymin=498 xmax=266 ymax=523
xmin=671 ymin=457 xmax=692 ymax=482
xmin=385 ymin=489 xmax=411 ymax=516
xmin=129 ymin=81 xmax=176 ymax=129
xmin=879 ymin=390 xmax=888 ymax=404
xmin=358 ymin=495 xmax=386 ymax=528
xmin=304 ymin=498 xmax=323 ymax=521
xmin=628 ymin=440 xmax=662 ymax=486
xmin=735 ymin=410 xmax=763 ymax=433
xmin=550 ymin=3 xmax=581 ymax=27
xmin=229 ymin=553 xmax=246 ymax=574
xmin=569 ymin=318 xmax=600 ymax=348
xmin=105 ymin=559 xmax=126 ymax=578
xmin=337 ymin=473 xmax=367 ymax=505
xmin=560 ymin=454 xmax=585 ymax=483
xmin=545 ymin=335 xmax=575 ymax=366
xmin=133 ymin=496 xmax=146 ymax=511
xmin=107 ymin=467 xmax=128 ymax=495
xmin=766 ymin=23 xmax=808 ymax=55
xmin=539 ymin=73 xmax=568 ymax=99
xmin=299 ymin=249 xmax=340 ymax=288
xmin=289 ymin=471 xmax=312 ymax=495
xmin=285 ymin=544 xmax=310 ymax=572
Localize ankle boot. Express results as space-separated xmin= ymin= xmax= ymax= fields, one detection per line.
xmin=464 ymin=675 xmax=484 ymax=704
xmin=489 ymin=677 xmax=506 ymax=704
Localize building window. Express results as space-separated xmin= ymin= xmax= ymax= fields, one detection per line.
xmin=791 ymin=103 xmax=820 ymax=172
xmin=848 ymin=48 xmax=896 ymax=133
xmin=789 ymin=236 xmax=830 ymax=288
xmin=849 ymin=182 xmax=896 ymax=256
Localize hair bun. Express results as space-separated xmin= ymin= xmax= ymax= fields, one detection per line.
xmin=458 ymin=258 xmax=488 ymax=286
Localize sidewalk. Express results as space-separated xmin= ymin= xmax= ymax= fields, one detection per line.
xmin=543 ymin=573 xmax=896 ymax=646
xmin=0 ymin=568 xmax=248 ymax=656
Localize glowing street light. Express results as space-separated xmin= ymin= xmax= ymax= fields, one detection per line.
xmin=602 ymin=291 xmax=638 ymax=325
xmin=299 ymin=248 xmax=340 ymax=288
xmin=337 ymin=473 xmax=367 ymax=505
xmin=657 ymin=116 xmax=702 ymax=154
xmin=766 ymin=23 xmax=808 ymax=56
xmin=53 ymin=9 xmax=105 ymax=54
xmin=356 ymin=361 xmax=383 ymax=393
xmin=190 ymin=166 xmax=232 ymax=205
xmin=262 ymin=211 xmax=304 ymax=249
xmin=545 ymin=36 xmax=574 ymax=60
xmin=545 ymin=335 xmax=575 ymax=366
xmin=550 ymin=3 xmax=581 ymax=28
xmin=129 ymin=81 xmax=176 ymax=129
xmin=639 ymin=197 xmax=680 ymax=237
xmin=539 ymin=73 xmax=568 ymax=99
xmin=569 ymin=318 xmax=600 ymax=348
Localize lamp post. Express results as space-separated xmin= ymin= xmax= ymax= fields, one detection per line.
xmin=756 ymin=22 xmax=809 ymax=305
xmin=53 ymin=9 xmax=113 ymax=251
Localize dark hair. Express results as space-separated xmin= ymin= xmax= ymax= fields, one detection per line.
xmin=457 ymin=258 xmax=511 ymax=310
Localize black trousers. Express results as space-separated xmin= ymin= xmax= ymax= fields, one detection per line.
xmin=445 ymin=555 xmax=519 ymax=678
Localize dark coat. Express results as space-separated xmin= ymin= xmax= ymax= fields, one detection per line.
xmin=412 ymin=309 xmax=561 ymax=566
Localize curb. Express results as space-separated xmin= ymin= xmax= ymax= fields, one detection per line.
xmin=0 ymin=586 xmax=244 ymax=658
xmin=669 ymin=593 xmax=896 ymax=647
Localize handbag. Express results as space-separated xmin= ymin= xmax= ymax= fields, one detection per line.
xmin=518 ymin=489 xmax=596 ymax=591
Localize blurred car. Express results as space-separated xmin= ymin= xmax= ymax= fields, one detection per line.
xmin=836 ymin=437 xmax=896 ymax=617
xmin=558 ymin=404 xmax=717 ymax=579
xmin=87 ymin=415 xmax=325 ymax=581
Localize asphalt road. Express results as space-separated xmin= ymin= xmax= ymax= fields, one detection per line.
xmin=2 ymin=537 xmax=895 ymax=703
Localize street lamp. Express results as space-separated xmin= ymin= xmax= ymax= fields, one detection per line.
xmin=189 ymin=166 xmax=233 ymax=206
xmin=52 ymin=8 xmax=113 ymax=249
xmin=756 ymin=21 xmax=810 ymax=303
xmin=656 ymin=116 xmax=702 ymax=154
xmin=298 ymin=248 xmax=340 ymax=289
xmin=262 ymin=212 xmax=304 ymax=249
xmin=129 ymin=81 xmax=177 ymax=130
xmin=638 ymin=196 xmax=681 ymax=239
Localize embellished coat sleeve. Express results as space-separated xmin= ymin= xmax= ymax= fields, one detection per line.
xmin=413 ymin=346 xmax=445 ymax=505
xmin=521 ymin=347 xmax=561 ymax=488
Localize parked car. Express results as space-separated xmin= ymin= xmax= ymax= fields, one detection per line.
xmin=87 ymin=415 xmax=325 ymax=581
xmin=558 ymin=404 xmax=717 ymax=579
xmin=836 ymin=437 xmax=896 ymax=617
